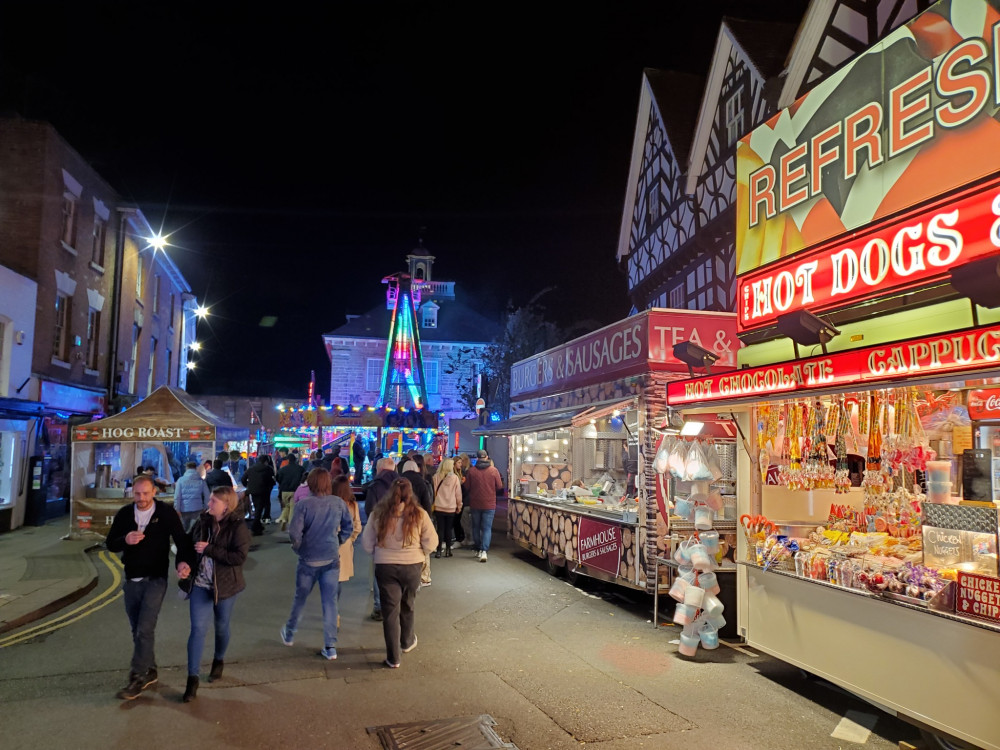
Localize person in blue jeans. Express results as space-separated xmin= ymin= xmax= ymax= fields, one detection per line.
xmin=463 ymin=449 xmax=503 ymax=562
xmin=281 ymin=468 xmax=354 ymax=660
xmin=183 ymin=485 xmax=250 ymax=702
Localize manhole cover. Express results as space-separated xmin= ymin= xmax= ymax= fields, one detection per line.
xmin=367 ymin=714 xmax=519 ymax=750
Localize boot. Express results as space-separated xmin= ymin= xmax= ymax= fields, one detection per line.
xmin=434 ymin=546 xmax=441 ymax=559
xmin=445 ymin=546 xmax=453 ymax=557
xmin=183 ymin=675 xmax=199 ymax=703
xmin=208 ymin=659 xmax=224 ymax=682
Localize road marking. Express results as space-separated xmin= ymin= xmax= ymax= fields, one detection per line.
xmin=0 ymin=550 xmax=123 ymax=648
xmin=830 ymin=710 xmax=877 ymax=744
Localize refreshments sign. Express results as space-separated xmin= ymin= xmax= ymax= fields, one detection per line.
xmin=956 ymin=571 xmax=1000 ymax=623
xmin=738 ymin=177 xmax=1000 ymax=333
xmin=668 ymin=323 xmax=1000 ymax=406
xmin=968 ymin=388 xmax=1000 ymax=420
xmin=737 ymin=0 xmax=1000 ymax=276
xmin=577 ymin=517 xmax=622 ymax=576
xmin=510 ymin=309 xmax=738 ymax=399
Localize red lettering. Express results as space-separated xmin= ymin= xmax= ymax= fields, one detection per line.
xmin=890 ymin=67 xmax=933 ymax=156
xmin=780 ymin=143 xmax=809 ymax=211
xmin=810 ymin=123 xmax=841 ymax=195
xmin=749 ymin=165 xmax=776 ymax=227
xmin=844 ymin=103 xmax=883 ymax=179
xmin=935 ymin=39 xmax=990 ymax=129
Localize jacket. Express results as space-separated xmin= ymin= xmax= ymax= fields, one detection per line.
xmin=189 ymin=510 xmax=251 ymax=602
xmin=364 ymin=469 xmax=399 ymax=519
xmin=173 ymin=469 xmax=210 ymax=514
xmin=276 ymin=462 xmax=305 ymax=493
xmin=241 ymin=461 xmax=276 ymax=495
xmin=205 ymin=468 xmax=235 ymax=491
xmin=464 ymin=459 xmax=503 ymax=511
xmin=289 ymin=494 xmax=353 ymax=565
xmin=431 ymin=472 xmax=462 ymax=513
xmin=338 ymin=499 xmax=363 ymax=582
xmin=361 ymin=505 xmax=438 ymax=565
xmin=106 ymin=499 xmax=195 ymax=579
xmin=401 ymin=470 xmax=433 ymax=515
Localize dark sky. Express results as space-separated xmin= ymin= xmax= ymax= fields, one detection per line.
xmin=1 ymin=1 xmax=810 ymax=398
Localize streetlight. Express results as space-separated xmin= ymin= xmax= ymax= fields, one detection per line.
xmin=189 ymin=341 xmax=201 ymax=352
xmin=194 ymin=305 xmax=209 ymax=319
xmin=149 ymin=233 xmax=169 ymax=251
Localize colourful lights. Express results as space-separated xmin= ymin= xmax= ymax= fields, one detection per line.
xmin=378 ymin=288 xmax=429 ymax=409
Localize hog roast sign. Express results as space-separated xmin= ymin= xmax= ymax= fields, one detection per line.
xmin=737 ymin=0 xmax=1000 ymax=298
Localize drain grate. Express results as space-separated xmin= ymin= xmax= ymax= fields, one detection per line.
xmin=367 ymin=714 xmax=519 ymax=750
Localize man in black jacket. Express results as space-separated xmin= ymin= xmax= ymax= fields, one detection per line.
xmin=106 ymin=475 xmax=195 ymax=700
xmin=275 ymin=453 xmax=305 ymax=530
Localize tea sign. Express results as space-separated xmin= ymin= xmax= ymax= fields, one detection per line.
xmin=956 ymin=571 xmax=1000 ymax=623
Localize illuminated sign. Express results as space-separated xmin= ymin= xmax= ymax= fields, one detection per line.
xmin=738 ymin=177 xmax=1000 ymax=332
xmin=737 ymin=0 xmax=1000 ymax=276
xmin=73 ymin=424 xmax=214 ymax=442
xmin=968 ymin=388 xmax=1000 ymax=420
xmin=510 ymin=310 xmax=739 ymax=399
xmin=667 ymin=323 xmax=1000 ymax=406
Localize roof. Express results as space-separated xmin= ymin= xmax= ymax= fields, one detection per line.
xmin=643 ymin=68 xmax=704 ymax=168
xmin=71 ymin=386 xmax=245 ymax=443
xmin=325 ymin=298 xmax=500 ymax=344
xmin=724 ymin=18 xmax=798 ymax=80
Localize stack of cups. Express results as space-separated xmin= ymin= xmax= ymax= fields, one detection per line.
xmin=925 ymin=460 xmax=953 ymax=503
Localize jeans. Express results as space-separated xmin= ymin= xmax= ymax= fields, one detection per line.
xmin=375 ymin=562 xmax=422 ymax=665
xmin=187 ymin=585 xmax=239 ymax=676
xmin=285 ymin=560 xmax=340 ymax=648
xmin=123 ymin=577 xmax=167 ymax=677
xmin=250 ymin=491 xmax=270 ymax=531
xmin=470 ymin=508 xmax=496 ymax=552
xmin=179 ymin=511 xmax=201 ymax=534
xmin=433 ymin=511 xmax=456 ymax=549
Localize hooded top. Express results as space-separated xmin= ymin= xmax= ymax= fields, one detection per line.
xmin=463 ymin=457 xmax=503 ymax=510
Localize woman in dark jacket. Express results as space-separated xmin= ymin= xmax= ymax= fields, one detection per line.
xmin=183 ymin=486 xmax=251 ymax=702
xmin=243 ymin=454 xmax=276 ymax=535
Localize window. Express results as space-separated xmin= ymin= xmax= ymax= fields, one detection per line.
xmin=53 ymin=293 xmax=71 ymax=361
xmin=135 ymin=255 xmax=144 ymax=300
xmin=669 ymin=285 xmax=685 ymax=309
xmin=224 ymin=401 xmax=236 ymax=422
xmin=0 ymin=318 xmax=8 ymax=396
xmin=424 ymin=359 xmax=439 ymax=394
xmin=61 ymin=194 xmax=78 ymax=248
xmin=166 ymin=347 xmax=173 ymax=386
xmin=129 ymin=324 xmax=141 ymax=393
xmin=86 ymin=308 xmax=100 ymax=370
xmin=725 ymin=89 xmax=744 ymax=145
xmin=91 ymin=218 xmax=106 ymax=267
xmin=646 ymin=182 xmax=660 ymax=227
xmin=152 ymin=274 xmax=160 ymax=313
xmin=169 ymin=294 xmax=176 ymax=330
xmin=421 ymin=303 xmax=438 ymax=329
xmin=366 ymin=358 xmax=384 ymax=391
xmin=147 ymin=337 xmax=157 ymax=395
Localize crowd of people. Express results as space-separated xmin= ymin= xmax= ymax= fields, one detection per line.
xmin=105 ymin=444 xmax=504 ymax=702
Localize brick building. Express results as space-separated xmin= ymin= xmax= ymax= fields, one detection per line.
xmin=0 ymin=117 xmax=198 ymax=529
xmin=323 ymin=246 xmax=498 ymax=424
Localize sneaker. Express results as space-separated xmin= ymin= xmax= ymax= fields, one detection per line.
xmin=475 ymin=550 xmax=484 ymax=560
xmin=419 ymin=580 xmax=431 ymax=588
xmin=320 ymin=647 xmax=337 ymax=660
xmin=370 ymin=609 xmax=382 ymax=622
xmin=116 ymin=675 xmax=144 ymax=701
xmin=401 ymin=636 xmax=418 ymax=653
xmin=280 ymin=626 xmax=294 ymax=646
xmin=480 ymin=551 xmax=488 ymax=562
xmin=383 ymin=659 xmax=400 ymax=669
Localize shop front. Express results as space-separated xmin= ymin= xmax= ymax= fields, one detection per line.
xmin=0 ymin=397 xmax=45 ymax=532
xmin=667 ymin=3 xmax=1000 ymax=745
xmin=478 ymin=308 xmax=739 ymax=594
xmin=69 ymin=386 xmax=245 ymax=539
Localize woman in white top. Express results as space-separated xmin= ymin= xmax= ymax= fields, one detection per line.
xmin=361 ymin=478 xmax=438 ymax=668
xmin=431 ymin=458 xmax=462 ymax=557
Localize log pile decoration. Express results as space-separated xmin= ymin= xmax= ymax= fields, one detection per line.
xmin=521 ymin=463 xmax=573 ymax=491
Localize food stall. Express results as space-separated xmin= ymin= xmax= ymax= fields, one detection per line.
xmin=476 ymin=308 xmax=739 ymax=594
xmin=666 ymin=3 xmax=1000 ymax=745
xmin=69 ymin=386 xmax=246 ymax=539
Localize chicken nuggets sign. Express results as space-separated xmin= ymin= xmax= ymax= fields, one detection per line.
xmin=737 ymin=0 xmax=1000 ymax=278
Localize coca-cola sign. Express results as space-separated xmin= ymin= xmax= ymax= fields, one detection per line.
xmin=969 ymin=388 xmax=1000 ymax=420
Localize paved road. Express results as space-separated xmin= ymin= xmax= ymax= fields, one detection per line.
xmin=0 ymin=523 xmax=922 ymax=750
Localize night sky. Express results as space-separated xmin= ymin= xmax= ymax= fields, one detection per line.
xmin=1 ymin=1 xmax=810 ymax=398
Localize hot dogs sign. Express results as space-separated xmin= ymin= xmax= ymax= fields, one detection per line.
xmin=510 ymin=310 xmax=738 ymax=399
xmin=738 ymin=0 xmax=1000 ymax=283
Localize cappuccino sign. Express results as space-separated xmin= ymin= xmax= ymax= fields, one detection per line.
xmin=510 ymin=310 xmax=738 ymax=399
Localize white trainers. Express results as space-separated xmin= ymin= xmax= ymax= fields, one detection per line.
xmin=475 ymin=550 xmax=483 ymax=560
xmin=480 ymin=551 xmax=488 ymax=563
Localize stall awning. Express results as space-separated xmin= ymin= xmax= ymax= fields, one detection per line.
xmin=472 ymin=407 xmax=588 ymax=437
xmin=571 ymin=398 xmax=636 ymax=427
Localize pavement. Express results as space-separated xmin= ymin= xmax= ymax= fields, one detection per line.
xmin=0 ymin=520 xmax=98 ymax=634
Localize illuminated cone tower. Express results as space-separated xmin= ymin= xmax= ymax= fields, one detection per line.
xmin=377 ymin=272 xmax=429 ymax=409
